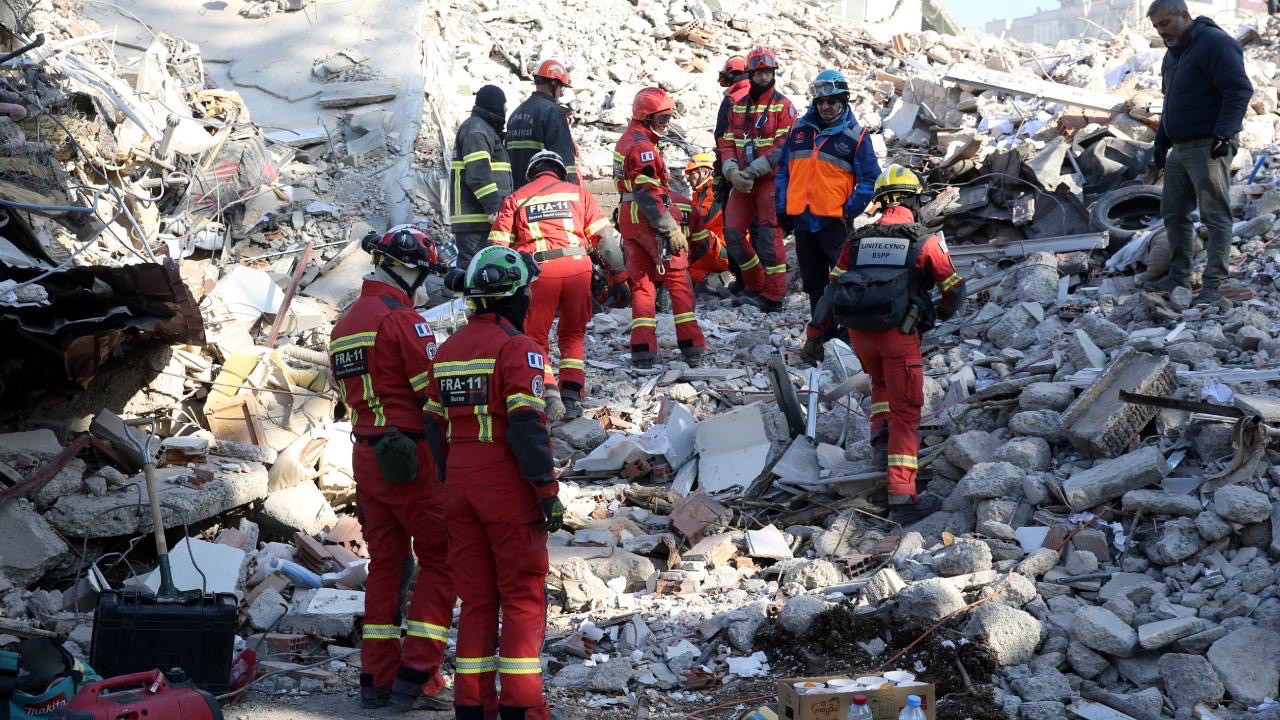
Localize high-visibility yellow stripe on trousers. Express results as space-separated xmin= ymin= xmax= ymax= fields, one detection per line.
xmin=456 ymin=656 xmax=497 ymax=674
xmin=497 ymin=656 xmax=542 ymax=675
xmin=406 ymin=620 xmax=449 ymax=642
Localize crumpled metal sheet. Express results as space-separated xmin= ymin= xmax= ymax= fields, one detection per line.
xmin=1 ymin=257 xmax=204 ymax=388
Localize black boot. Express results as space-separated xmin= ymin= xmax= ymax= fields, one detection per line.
xmin=360 ymin=674 xmax=391 ymax=709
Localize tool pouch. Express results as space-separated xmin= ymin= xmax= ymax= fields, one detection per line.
xmin=373 ymin=429 xmax=418 ymax=485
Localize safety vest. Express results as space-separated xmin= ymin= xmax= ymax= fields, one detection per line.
xmin=783 ymin=124 xmax=867 ymax=218
xmin=831 ymin=222 xmax=935 ymax=332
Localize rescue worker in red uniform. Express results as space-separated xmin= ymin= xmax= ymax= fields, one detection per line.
xmin=488 ymin=149 xmax=624 ymax=421
xmin=328 ymin=225 xmax=459 ymax=711
xmin=424 ymin=246 xmax=564 ymax=720
xmin=613 ymin=87 xmax=708 ymax=369
xmin=776 ymin=69 xmax=881 ymax=320
xmin=717 ymin=47 xmax=797 ymax=312
xmin=684 ymin=153 xmax=731 ymax=288
xmin=507 ymin=60 xmax=579 ymax=189
xmin=804 ymin=166 xmax=965 ymax=524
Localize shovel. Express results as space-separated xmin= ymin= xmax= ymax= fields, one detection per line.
xmin=124 ymin=418 xmax=179 ymax=598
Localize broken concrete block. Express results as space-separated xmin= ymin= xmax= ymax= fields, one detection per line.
xmin=255 ymin=480 xmax=337 ymax=536
xmin=1158 ymin=653 xmax=1224 ymax=710
xmin=1206 ymin=626 xmax=1280 ymax=706
xmin=47 ymin=464 xmax=270 ymax=538
xmin=1007 ymin=410 xmax=1063 ymax=442
xmin=1018 ymin=382 xmax=1076 ymax=412
xmin=0 ymin=428 xmax=63 ymax=456
xmin=944 ymin=430 xmax=1002 ymax=471
xmin=277 ymin=588 xmax=364 ymax=638
xmin=1069 ymin=329 xmax=1108 ymax=370
xmin=959 ymin=461 xmax=1025 ymax=500
xmin=993 ymin=437 xmax=1051 ymax=471
xmin=963 ymin=602 xmax=1042 ymax=666
xmin=0 ymin=499 xmax=71 ymax=587
xmin=780 ymin=558 xmax=843 ymax=589
xmin=249 ymin=586 xmax=288 ymax=631
xmin=1075 ymin=314 xmax=1128 ymax=349
xmin=862 ymin=567 xmax=906 ymax=604
xmin=779 ymin=594 xmax=827 ymax=636
xmin=1137 ymin=616 xmax=1201 ymax=650
xmin=1073 ymin=606 xmax=1138 ymax=657
xmin=1121 ymin=489 xmax=1201 ymax=516
xmin=1146 ymin=517 xmax=1204 ymax=566
xmin=1213 ymin=485 xmax=1272 ymax=524
xmin=893 ymin=578 xmax=966 ymax=626
xmin=935 ymin=538 xmax=993 ymax=577
xmin=1061 ymin=446 xmax=1167 ymax=512
xmin=1059 ymin=348 xmax=1176 ymax=458
xmin=553 ymin=417 xmax=608 ymax=451
xmin=1015 ymin=252 xmax=1059 ymax=305
xmin=317 ymin=80 xmax=400 ymax=108
xmin=986 ymin=303 xmax=1038 ymax=350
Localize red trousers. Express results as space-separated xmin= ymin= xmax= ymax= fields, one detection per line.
xmin=354 ymin=439 xmax=454 ymax=691
xmin=446 ymin=458 xmax=549 ymax=720
xmin=524 ymin=257 xmax=592 ymax=400
xmin=848 ymin=328 xmax=924 ymax=499
xmin=623 ymin=239 xmax=706 ymax=362
xmin=723 ymin=179 xmax=787 ymax=301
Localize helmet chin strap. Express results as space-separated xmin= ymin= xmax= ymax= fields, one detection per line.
xmin=375 ymin=263 xmax=430 ymax=304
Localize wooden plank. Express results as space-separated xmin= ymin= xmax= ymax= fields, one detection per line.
xmin=317 ymin=81 xmax=400 ymax=108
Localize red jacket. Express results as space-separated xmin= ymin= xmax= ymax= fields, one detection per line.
xmin=487 ymin=170 xmax=611 ymax=257
xmin=613 ymin=121 xmax=679 ymax=262
xmin=423 ymin=313 xmax=558 ymax=499
xmin=330 ymin=279 xmax=439 ymax=435
xmin=716 ymin=86 xmax=797 ymax=173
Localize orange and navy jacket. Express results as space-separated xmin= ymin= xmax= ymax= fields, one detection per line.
xmin=487 ymin=170 xmax=611 ymax=257
xmin=775 ymin=104 xmax=880 ymax=232
xmin=806 ymin=205 xmax=965 ymax=338
xmin=715 ymin=85 xmax=796 ymax=174
xmin=613 ymin=121 xmax=675 ymax=236
xmin=423 ymin=312 xmax=558 ymax=498
xmin=329 ymin=279 xmax=439 ymax=435
xmin=690 ymin=182 xmax=725 ymax=247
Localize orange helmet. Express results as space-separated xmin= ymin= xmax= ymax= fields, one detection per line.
xmin=631 ymin=87 xmax=674 ymax=122
xmin=746 ymin=47 xmax=779 ymax=71
xmin=685 ymin=152 xmax=715 ymax=174
xmin=533 ymin=59 xmax=572 ymax=88
xmin=718 ymin=55 xmax=747 ymax=87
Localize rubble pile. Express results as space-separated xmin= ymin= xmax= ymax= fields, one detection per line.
xmin=4 ymin=0 xmax=1280 ymax=718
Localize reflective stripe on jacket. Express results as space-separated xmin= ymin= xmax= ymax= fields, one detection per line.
xmin=451 ymin=112 xmax=512 ymax=233
xmin=487 ymin=172 xmax=610 ymax=254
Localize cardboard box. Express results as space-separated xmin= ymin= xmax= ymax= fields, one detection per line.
xmin=778 ymin=676 xmax=936 ymax=720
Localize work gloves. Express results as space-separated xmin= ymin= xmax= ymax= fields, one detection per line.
xmin=743 ymin=156 xmax=773 ymax=180
xmin=541 ymin=496 xmax=566 ymax=533
xmin=801 ymin=337 xmax=825 ymax=366
xmin=723 ymin=159 xmax=754 ymax=193
xmin=666 ymin=226 xmax=688 ymax=254
xmin=1210 ymin=135 xmax=1234 ymax=159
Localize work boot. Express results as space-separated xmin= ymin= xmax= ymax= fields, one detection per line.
xmin=741 ymin=292 xmax=783 ymax=313
xmin=1194 ymin=284 xmax=1221 ymax=305
xmin=562 ymin=397 xmax=583 ymax=420
xmin=418 ymin=686 xmax=454 ymax=711
xmin=682 ymin=347 xmax=705 ymax=368
xmin=1145 ymin=275 xmax=1180 ymax=293
xmin=632 ymin=354 xmax=655 ymax=370
xmin=360 ymin=687 xmax=391 ymax=710
xmin=888 ymin=494 xmax=941 ymax=526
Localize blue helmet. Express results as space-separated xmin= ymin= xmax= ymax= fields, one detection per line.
xmin=810 ymin=69 xmax=849 ymax=100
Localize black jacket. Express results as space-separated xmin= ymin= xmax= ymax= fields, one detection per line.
xmin=1156 ymin=16 xmax=1253 ymax=148
xmin=506 ymin=91 xmax=579 ymax=188
xmin=451 ymin=108 xmax=512 ymax=234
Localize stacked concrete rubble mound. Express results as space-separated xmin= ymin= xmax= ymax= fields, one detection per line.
xmin=4 ymin=0 xmax=1280 ymax=717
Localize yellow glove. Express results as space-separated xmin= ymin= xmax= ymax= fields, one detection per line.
xmin=667 ymin=226 xmax=688 ymax=254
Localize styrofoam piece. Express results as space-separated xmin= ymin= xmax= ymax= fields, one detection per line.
xmin=141 ymin=537 xmax=246 ymax=596
xmin=746 ymin=524 xmax=793 ymax=560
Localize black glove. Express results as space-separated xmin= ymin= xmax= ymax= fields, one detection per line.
xmin=801 ymin=337 xmax=824 ymax=365
xmin=778 ymin=213 xmax=794 ymax=235
xmin=541 ymin=496 xmax=565 ymax=533
xmin=1153 ymin=145 xmax=1169 ymax=169
xmin=609 ymin=280 xmax=631 ymax=308
xmin=1210 ymin=136 xmax=1233 ymax=159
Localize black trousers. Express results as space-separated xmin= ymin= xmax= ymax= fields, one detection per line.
xmin=794 ymin=221 xmax=848 ymax=317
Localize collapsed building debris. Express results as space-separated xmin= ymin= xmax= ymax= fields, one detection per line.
xmin=2 ymin=0 xmax=1280 ymax=718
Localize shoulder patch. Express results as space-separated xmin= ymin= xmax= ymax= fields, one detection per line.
xmin=531 ymin=375 xmax=545 ymax=399
xmin=639 ymin=150 xmax=655 ymax=162
xmin=527 ymin=351 xmax=545 ymax=369
xmin=425 ymin=341 xmax=438 ymax=359
xmin=414 ymin=322 xmax=432 ymax=338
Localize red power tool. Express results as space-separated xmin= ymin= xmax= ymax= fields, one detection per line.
xmin=55 ymin=668 xmax=222 ymax=720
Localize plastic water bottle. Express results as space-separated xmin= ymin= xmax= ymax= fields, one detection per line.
xmin=846 ymin=694 xmax=873 ymax=720
xmin=898 ymin=694 xmax=926 ymax=720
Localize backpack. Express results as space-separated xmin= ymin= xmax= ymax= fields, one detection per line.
xmin=830 ymin=224 xmax=929 ymax=331
xmin=0 ymin=639 xmax=99 ymax=719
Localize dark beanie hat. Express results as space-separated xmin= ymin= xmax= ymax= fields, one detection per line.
xmin=475 ymin=85 xmax=506 ymax=114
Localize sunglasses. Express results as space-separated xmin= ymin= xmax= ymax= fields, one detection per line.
xmin=652 ymin=113 xmax=673 ymax=124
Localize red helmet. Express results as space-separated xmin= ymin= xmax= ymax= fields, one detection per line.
xmin=533 ymin=59 xmax=572 ymax=88
xmin=631 ymin=87 xmax=674 ymax=122
xmin=746 ymin=47 xmax=779 ymax=71
xmin=718 ymin=55 xmax=747 ymax=87
xmin=361 ymin=224 xmax=456 ymax=272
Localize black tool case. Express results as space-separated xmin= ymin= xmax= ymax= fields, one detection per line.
xmin=89 ymin=590 xmax=239 ymax=693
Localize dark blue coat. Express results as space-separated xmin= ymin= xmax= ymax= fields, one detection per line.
xmin=1155 ymin=16 xmax=1253 ymax=148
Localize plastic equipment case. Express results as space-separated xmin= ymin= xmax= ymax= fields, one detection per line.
xmin=89 ymin=591 xmax=238 ymax=694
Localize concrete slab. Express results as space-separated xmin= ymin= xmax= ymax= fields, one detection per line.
xmin=46 ymin=464 xmax=270 ymax=538
xmin=695 ymin=403 xmax=770 ymax=496
xmin=0 ymin=429 xmax=62 ymax=455
xmin=746 ymin=524 xmax=793 ymax=560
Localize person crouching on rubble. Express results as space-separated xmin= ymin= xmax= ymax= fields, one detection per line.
xmin=424 ymin=246 xmax=564 ymax=720
xmin=328 ymin=225 xmax=458 ymax=711
xmin=802 ymin=165 xmax=965 ymax=524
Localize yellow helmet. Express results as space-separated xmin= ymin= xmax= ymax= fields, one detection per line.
xmin=685 ymin=152 xmax=715 ymax=174
xmin=873 ymin=164 xmax=923 ymax=204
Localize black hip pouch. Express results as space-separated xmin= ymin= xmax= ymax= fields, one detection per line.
xmin=373 ymin=428 xmax=419 ymax=485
